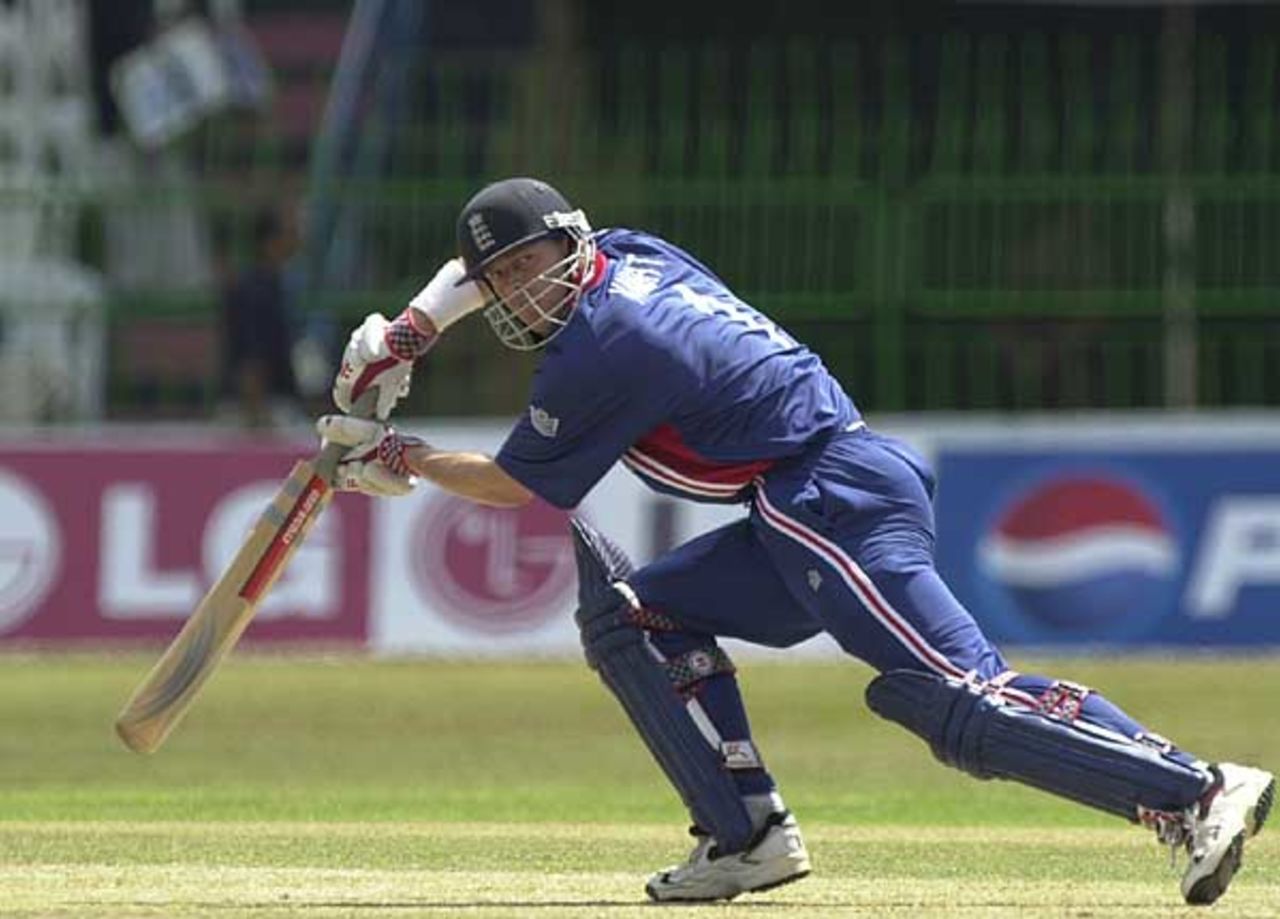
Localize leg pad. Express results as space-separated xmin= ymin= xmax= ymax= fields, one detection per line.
xmin=866 ymin=669 xmax=1209 ymax=820
xmin=571 ymin=518 xmax=754 ymax=852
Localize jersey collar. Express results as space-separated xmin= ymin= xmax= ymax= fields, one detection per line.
xmin=581 ymin=250 xmax=608 ymax=294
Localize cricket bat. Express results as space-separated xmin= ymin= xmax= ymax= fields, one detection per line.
xmin=114 ymin=392 xmax=376 ymax=754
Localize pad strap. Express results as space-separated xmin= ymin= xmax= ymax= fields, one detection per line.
xmin=665 ymin=646 xmax=736 ymax=695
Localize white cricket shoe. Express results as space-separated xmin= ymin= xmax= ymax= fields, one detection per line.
xmin=1181 ymin=762 xmax=1274 ymax=905
xmin=644 ymin=810 xmax=811 ymax=902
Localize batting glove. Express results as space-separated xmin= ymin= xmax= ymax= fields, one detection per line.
xmin=332 ymin=312 xmax=423 ymax=421
xmin=332 ymin=258 xmax=486 ymax=420
xmin=316 ymin=415 xmax=425 ymax=497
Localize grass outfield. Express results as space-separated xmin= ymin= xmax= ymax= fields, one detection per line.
xmin=0 ymin=654 xmax=1277 ymax=916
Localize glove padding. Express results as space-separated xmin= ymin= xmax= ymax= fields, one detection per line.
xmin=332 ymin=259 xmax=485 ymax=421
xmin=332 ymin=313 xmax=415 ymax=421
xmin=317 ymin=415 xmax=426 ymax=497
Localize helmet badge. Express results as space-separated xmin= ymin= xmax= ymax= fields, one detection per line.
xmin=468 ymin=212 xmax=496 ymax=252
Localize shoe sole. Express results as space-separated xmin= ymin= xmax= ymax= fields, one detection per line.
xmin=1247 ymin=777 xmax=1274 ymax=837
xmin=1183 ymin=775 xmax=1274 ymax=906
xmin=741 ymin=867 xmax=812 ymax=897
xmin=645 ymin=866 xmax=811 ymax=903
xmin=1184 ymin=832 xmax=1244 ymax=906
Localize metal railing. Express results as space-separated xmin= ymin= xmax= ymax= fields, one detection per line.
xmin=17 ymin=20 xmax=1280 ymax=418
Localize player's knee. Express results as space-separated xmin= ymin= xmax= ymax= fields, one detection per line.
xmin=569 ymin=516 xmax=735 ymax=697
xmin=864 ymin=669 xmax=983 ymax=772
xmin=574 ymin=581 xmax=640 ymax=669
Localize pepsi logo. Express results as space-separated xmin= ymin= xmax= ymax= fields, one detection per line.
xmin=410 ymin=495 xmax=576 ymax=634
xmin=978 ymin=474 xmax=1178 ymax=633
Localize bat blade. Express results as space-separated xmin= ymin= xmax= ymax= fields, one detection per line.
xmin=114 ymin=459 xmax=333 ymax=754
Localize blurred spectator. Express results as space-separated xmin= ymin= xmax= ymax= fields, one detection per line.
xmin=218 ymin=203 xmax=303 ymax=429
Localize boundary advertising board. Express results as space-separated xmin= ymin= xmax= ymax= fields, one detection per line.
xmin=3 ymin=415 xmax=1278 ymax=652
xmin=0 ymin=440 xmax=370 ymax=643
xmin=932 ymin=418 xmax=1280 ymax=647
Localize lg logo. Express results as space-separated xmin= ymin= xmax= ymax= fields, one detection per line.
xmin=98 ymin=482 xmax=340 ymax=620
xmin=409 ymin=494 xmax=576 ymax=634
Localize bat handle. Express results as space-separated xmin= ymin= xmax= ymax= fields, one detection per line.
xmin=314 ymin=387 xmax=380 ymax=484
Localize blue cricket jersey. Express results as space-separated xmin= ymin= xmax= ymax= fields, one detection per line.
xmin=495 ymin=229 xmax=860 ymax=509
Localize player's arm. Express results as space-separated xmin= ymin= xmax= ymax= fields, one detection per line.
xmin=315 ymin=416 xmax=532 ymax=508
xmin=402 ymin=443 xmax=533 ymax=507
xmin=332 ymin=258 xmax=487 ymax=419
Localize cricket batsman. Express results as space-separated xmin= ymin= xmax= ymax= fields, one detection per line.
xmin=317 ymin=177 xmax=1273 ymax=905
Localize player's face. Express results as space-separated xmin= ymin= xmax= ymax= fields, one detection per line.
xmin=481 ymin=236 xmax=589 ymax=348
xmin=484 ymin=238 xmax=570 ymax=309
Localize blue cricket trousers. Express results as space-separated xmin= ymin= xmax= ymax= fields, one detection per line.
xmin=629 ymin=427 xmax=1191 ymax=768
